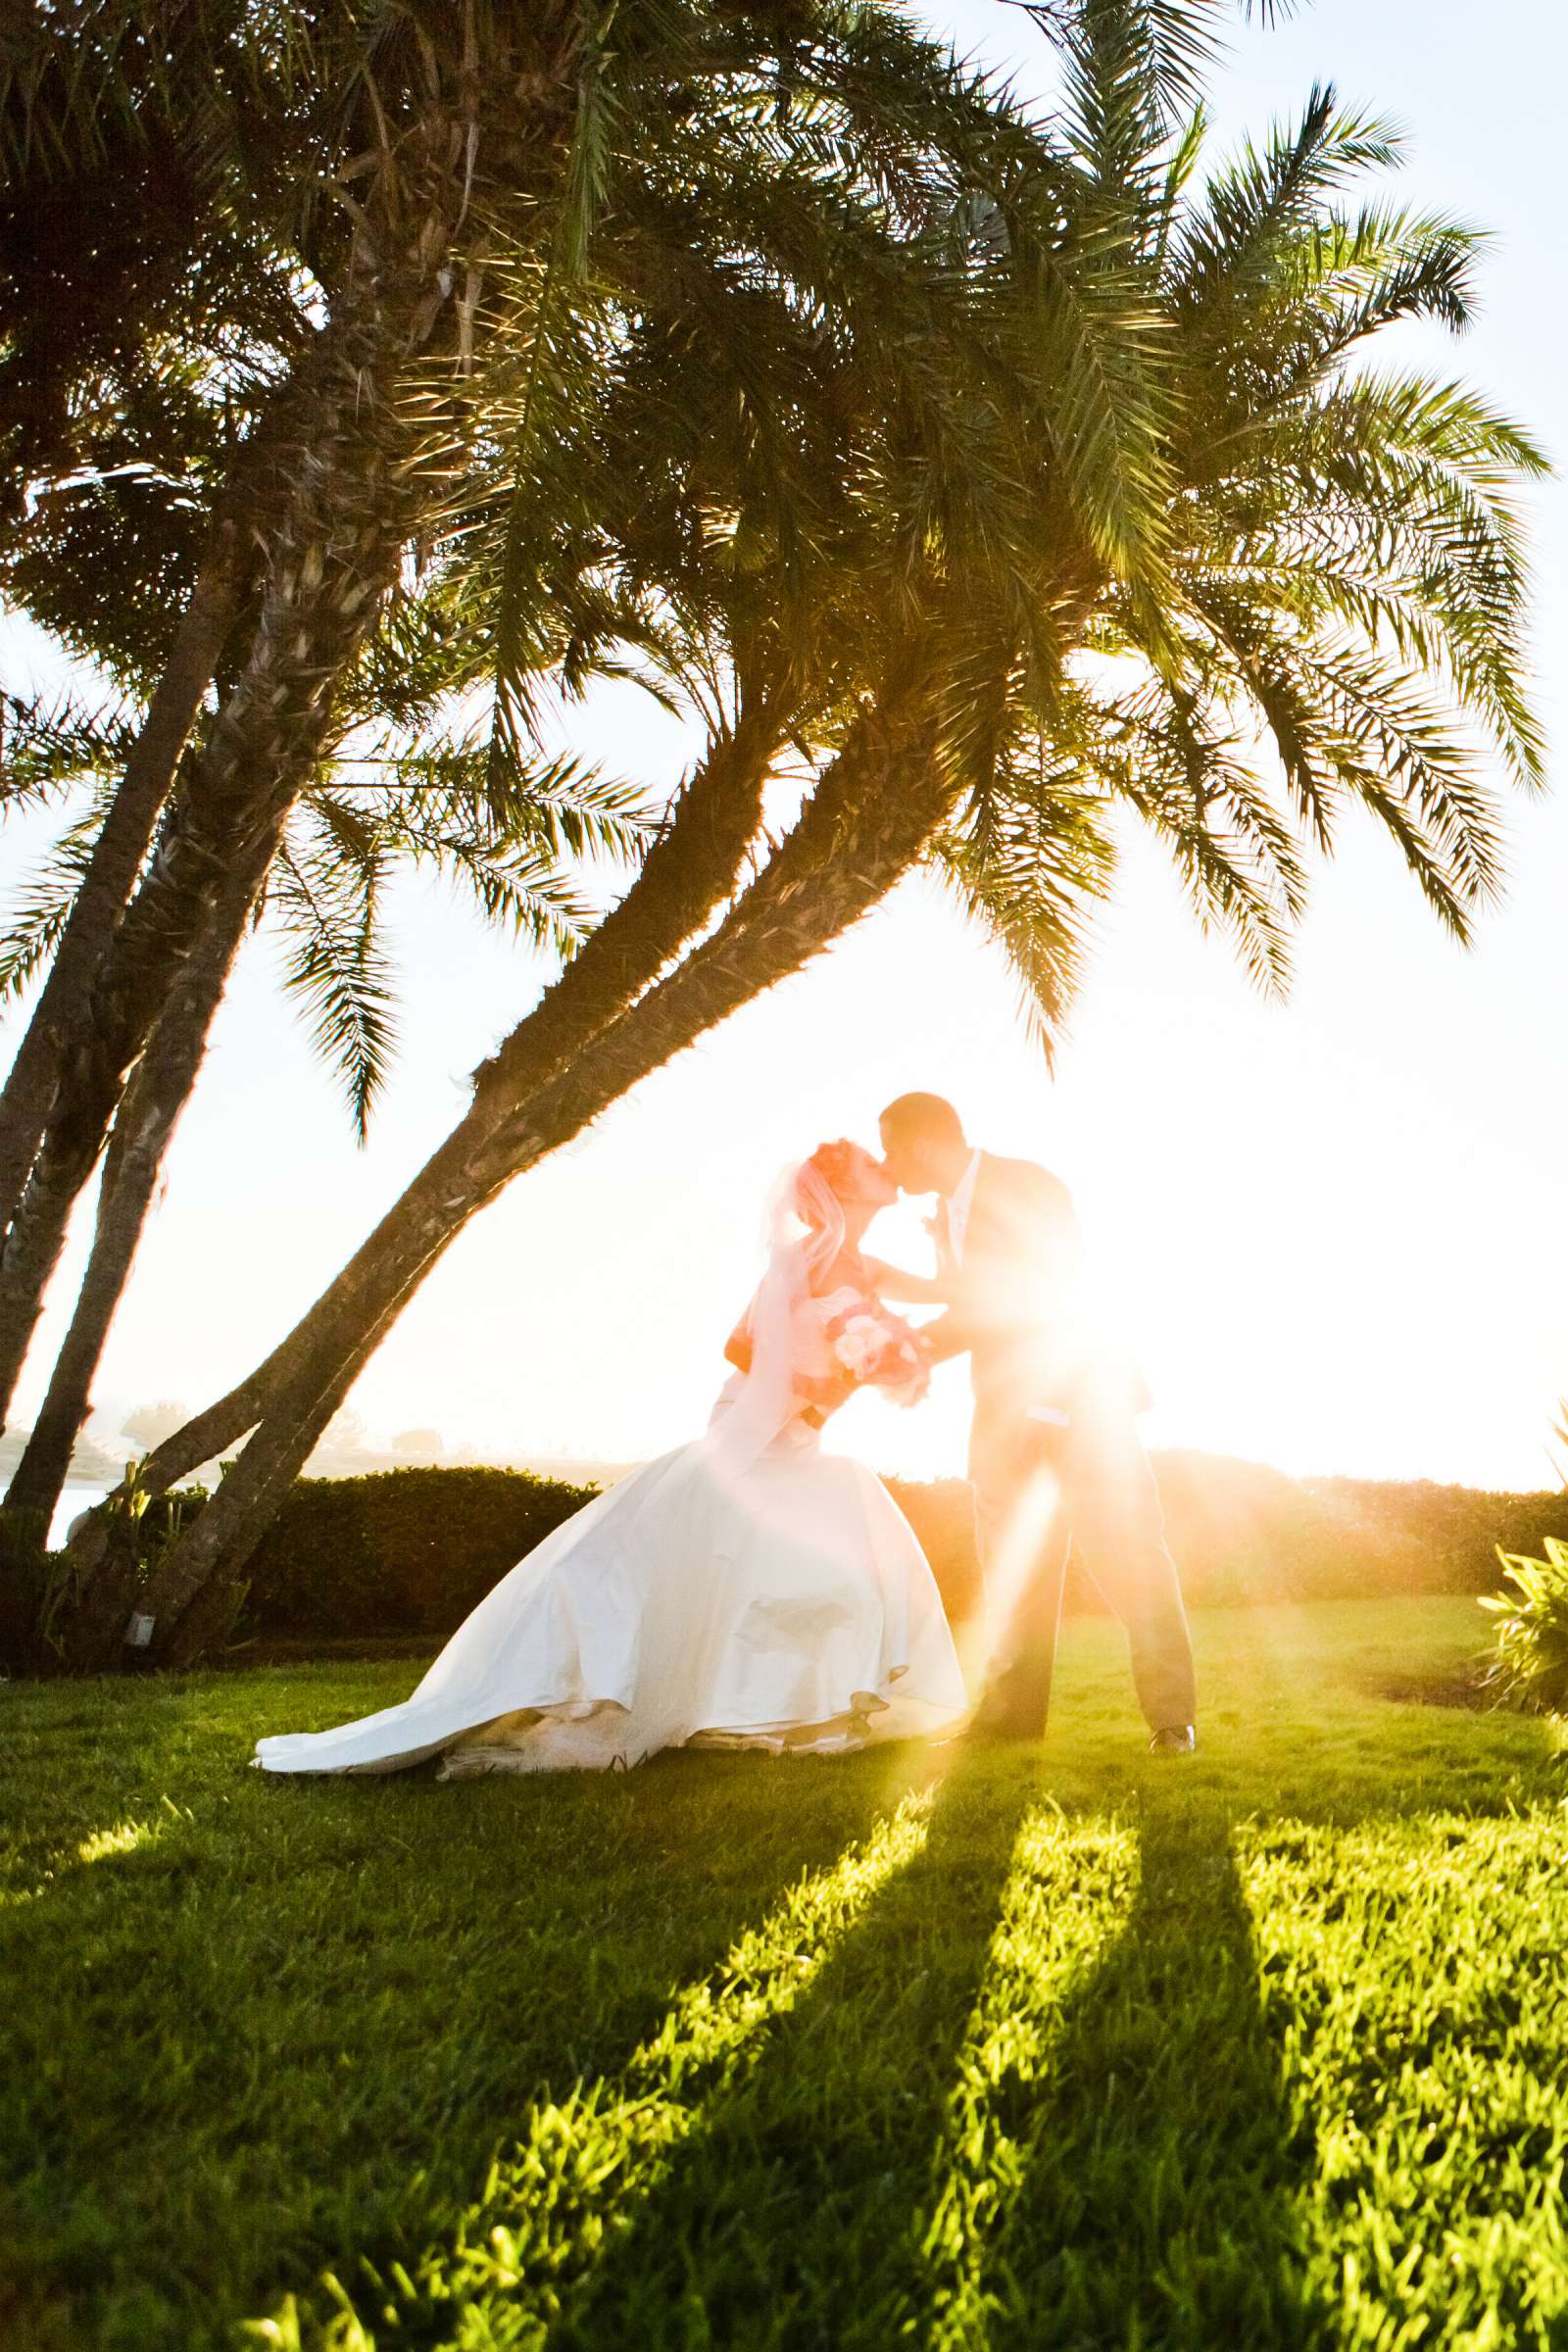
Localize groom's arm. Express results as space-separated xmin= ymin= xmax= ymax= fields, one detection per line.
xmin=915 ymin=1301 xmax=977 ymax=1364
xmin=859 ymin=1255 xmax=946 ymax=1304
xmin=920 ymin=1165 xmax=1081 ymax=1365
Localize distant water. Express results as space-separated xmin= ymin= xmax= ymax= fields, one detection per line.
xmin=50 ymin=1481 xmax=111 ymax=1549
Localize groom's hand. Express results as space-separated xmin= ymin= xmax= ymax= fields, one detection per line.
xmin=916 ymin=1308 xmax=972 ymax=1366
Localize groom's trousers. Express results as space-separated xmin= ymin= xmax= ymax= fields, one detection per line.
xmin=969 ymin=1388 xmax=1196 ymax=1736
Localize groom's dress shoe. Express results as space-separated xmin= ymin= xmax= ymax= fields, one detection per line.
xmin=1149 ymin=1723 xmax=1197 ymax=1755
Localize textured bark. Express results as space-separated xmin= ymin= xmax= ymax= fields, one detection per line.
xmin=0 ymin=1085 xmax=132 ymax=1431
xmin=0 ymin=0 xmax=601 ymax=1354
xmin=473 ymin=700 xmax=781 ymax=1102
xmin=3 ymin=804 xmax=291 ymax=1525
xmin=70 ymin=709 xmax=785 ymax=1497
xmin=3 ymin=1125 xmax=168 ymax=1527
xmin=0 ymin=525 xmax=250 ymax=1240
xmin=122 ymin=657 xmax=953 ymax=1662
xmin=0 ymin=105 xmax=474 ymax=1431
xmin=46 ymin=705 xmax=786 ymax=1667
xmin=0 ymin=292 xmax=404 ymax=1257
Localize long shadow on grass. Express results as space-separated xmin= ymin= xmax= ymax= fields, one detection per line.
xmin=506 ymin=1774 xmax=1334 ymax=2352
xmin=2 ymin=1726 xmax=932 ymax=2352
xmin=511 ymin=1746 xmax=1045 ymax=2352
xmin=927 ymin=1782 xmax=1333 ymax=2352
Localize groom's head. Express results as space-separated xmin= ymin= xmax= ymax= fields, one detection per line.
xmin=879 ymin=1093 xmax=969 ymax=1197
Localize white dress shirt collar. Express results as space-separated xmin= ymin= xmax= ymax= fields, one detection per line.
xmin=945 ymin=1148 xmax=984 ymax=1266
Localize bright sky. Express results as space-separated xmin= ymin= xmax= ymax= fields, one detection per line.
xmin=3 ymin=0 xmax=1565 ymax=1492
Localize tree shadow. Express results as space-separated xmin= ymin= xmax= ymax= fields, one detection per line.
xmin=521 ymin=1745 xmax=1045 ymax=2350
xmin=918 ymin=1780 xmax=1334 ymax=2350
xmin=0 ymin=1713 xmax=937 ymax=2352
xmin=15 ymin=1649 xmax=1558 ymax=2351
xmin=502 ymin=1769 xmax=1335 ymax=2352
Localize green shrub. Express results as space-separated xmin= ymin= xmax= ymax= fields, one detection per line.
xmin=237 ymin=1466 xmax=984 ymax=1646
xmin=1303 ymin=1474 xmax=1567 ymax=1596
xmin=225 ymin=1451 xmax=1568 ymax=1655
xmin=240 ymin=1465 xmax=602 ymax=1641
xmin=1480 ymin=1538 xmax=1568 ymax=1716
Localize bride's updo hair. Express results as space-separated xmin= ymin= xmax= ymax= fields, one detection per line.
xmin=797 ymin=1139 xmax=896 ymax=1221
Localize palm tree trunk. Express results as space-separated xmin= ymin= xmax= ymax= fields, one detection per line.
xmin=0 ymin=110 xmax=473 ymax=1433
xmin=0 ymin=522 xmax=250 ymax=1240
xmin=472 ymin=695 xmax=781 ymax=1102
xmin=105 ymin=663 xmax=953 ymax=1666
xmin=52 ymin=702 xmax=784 ymax=1498
xmin=0 ymin=631 xmax=752 ymax=1516
xmin=2 ymin=804 xmax=292 ymax=1527
xmin=0 ymin=190 xmax=466 ymax=1259
xmin=0 ymin=1138 xmax=95 ymax=1446
xmin=44 ymin=701 xmax=786 ymax=1666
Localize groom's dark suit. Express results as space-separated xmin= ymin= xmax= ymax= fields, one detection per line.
xmin=925 ymin=1152 xmax=1196 ymax=1736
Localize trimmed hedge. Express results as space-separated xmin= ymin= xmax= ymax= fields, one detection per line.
xmin=233 ymin=1451 xmax=1568 ymax=1650
xmin=240 ymin=1465 xmax=600 ymax=1641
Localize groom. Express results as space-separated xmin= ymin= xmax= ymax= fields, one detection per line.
xmin=877 ymin=1093 xmax=1197 ymax=1751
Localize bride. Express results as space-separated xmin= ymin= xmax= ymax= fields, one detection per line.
xmin=254 ymin=1141 xmax=968 ymax=1776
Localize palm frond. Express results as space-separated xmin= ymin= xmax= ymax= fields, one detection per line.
xmin=267 ymin=826 xmax=398 ymax=1143
xmin=384 ymin=815 xmax=605 ymax=964
xmin=1028 ymin=1 xmax=1253 ymax=131
xmin=1174 ymin=83 xmax=1400 ymax=306
xmin=1286 ymin=636 xmax=1507 ymax=930
xmin=0 ymin=688 xmax=139 ymax=815
xmin=933 ymin=754 xmax=1118 ymax=1059
xmin=329 ymin=739 xmax=658 ymax=867
xmin=0 ymin=790 xmax=111 ymax=1003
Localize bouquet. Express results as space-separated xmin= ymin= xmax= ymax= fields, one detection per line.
xmin=820 ymin=1289 xmax=930 ymax=1408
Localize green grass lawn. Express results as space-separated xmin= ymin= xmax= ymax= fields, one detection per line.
xmin=3 ymin=1596 xmax=1565 ymax=2352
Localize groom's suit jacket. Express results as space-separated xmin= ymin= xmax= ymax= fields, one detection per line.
xmin=924 ymin=1153 xmax=1091 ymax=1461
xmin=928 ymin=1156 xmax=1191 ymax=1736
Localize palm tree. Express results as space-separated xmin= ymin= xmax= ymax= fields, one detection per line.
xmin=0 ymin=0 xmax=1040 ymax=1535
xmin=0 ymin=1 xmax=1051 ymax=1456
xmin=0 ymin=0 xmax=409 ymax=1228
xmin=0 ymin=678 xmax=651 ymax=1530
xmin=43 ymin=7 xmax=1545 ymax=1669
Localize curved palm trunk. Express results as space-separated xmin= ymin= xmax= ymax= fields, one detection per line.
xmin=0 ymin=522 xmax=409 ymax=1436
xmin=48 ymin=703 xmax=788 ymax=1665
xmin=17 ymin=687 xmax=776 ymax=1582
xmin=0 ymin=297 xmax=402 ymax=1259
xmin=0 ymin=1138 xmax=95 ymax=1444
xmin=2 ymin=803 xmax=292 ymax=1527
xmin=0 ymin=710 xmax=775 ymax=1529
xmin=101 ymin=668 xmax=952 ymax=1667
xmin=0 ymin=1 xmax=602 ymax=1367
xmin=0 ymin=524 xmax=251 ymax=1240
xmin=55 ymin=704 xmax=784 ymax=1502
xmin=473 ymin=697 xmax=782 ymax=1102
xmin=0 ymin=116 xmax=474 ymax=1432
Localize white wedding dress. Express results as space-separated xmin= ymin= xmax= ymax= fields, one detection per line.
xmin=255 ymin=1194 xmax=968 ymax=1777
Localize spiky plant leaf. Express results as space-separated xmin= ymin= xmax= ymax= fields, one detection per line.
xmin=268 ymin=823 xmax=398 ymax=1145
xmin=0 ymin=789 xmax=114 ymax=1003
xmin=0 ymin=689 xmax=139 ymax=813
